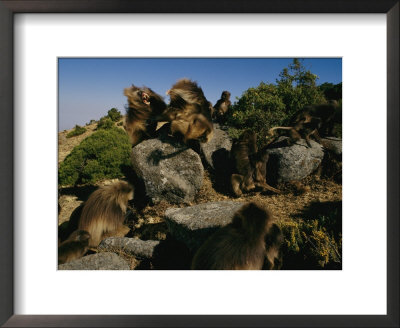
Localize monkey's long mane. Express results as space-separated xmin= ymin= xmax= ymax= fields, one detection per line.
xmin=79 ymin=182 xmax=132 ymax=233
xmin=193 ymin=203 xmax=275 ymax=270
xmin=193 ymin=225 xmax=267 ymax=270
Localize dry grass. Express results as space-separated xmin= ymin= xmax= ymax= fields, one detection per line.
xmin=58 ymin=124 xmax=342 ymax=269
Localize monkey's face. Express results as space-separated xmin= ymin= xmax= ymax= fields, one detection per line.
xmin=221 ymin=91 xmax=231 ymax=100
xmin=124 ymin=85 xmax=152 ymax=108
xmin=207 ymin=102 xmax=214 ymax=113
xmin=120 ymin=182 xmax=134 ymax=201
xmin=78 ymin=231 xmax=91 ymax=242
xmin=69 ymin=230 xmax=90 ymax=242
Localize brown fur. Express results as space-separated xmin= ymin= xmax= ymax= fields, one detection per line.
xmin=123 ymin=85 xmax=167 ymax=147
xmin=253 ymin=147 xmax=281 ymax=194
xmin=58 ymin=230 xmax=90 ymax=265
xmin=78 ymin=181 xmax=134 ymax=247
xmin=231 ymin=131 xmax=280 ymax=196
xmin=268 ymin=101 xmax=340 ymax=147
xmin=214 ymin=91 xmax=231 ymax=123
xmin=230 ymin=130 xmax=258 ymax=196
xmin=263 ymin=223 xmax=284 ymax=270
xmin=160 ymin=79 xmax=214 ymax=143
xmin=191 ymin=202 xmax=275 ymax=270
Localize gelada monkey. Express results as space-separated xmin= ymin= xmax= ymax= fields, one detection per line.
xmin=58 ymin=230 xmax=90 ymax=265
xmin=191 ymin=202 xmax=276 ymax=270
xmin=263 ymin=223 xmax=284 ymax=270
xmin=160 ymin=78 xmax=213 ymax=143
xmin=252 ymin=147 xmax=281 ymax=194
xmin=268 ymin=101 xmax=341 ymax=147
xmin=123 ymin=85 xmax=167 ymax=147
xmin=230 ymin=130 xmax=258 ymax=197
xmin=78 ymin=181 xmax=134 ymax=247
xmin=214 ymin=90 xmax=231 ymax=123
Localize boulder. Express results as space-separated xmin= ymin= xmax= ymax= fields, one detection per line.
xmin=266 ymin=137 xmax=324 ymax=183
xmin=131 ymin=138 xmax=204 ymax=204
xmin=321 ymin=137 xmax=342 ymax=156
xmin=200 ymin=123 xmax=232 ymax=171
xmin=164 ymin=201 xmax=244 ymax=251
xmin=58 ymin=252 xmax=129 ymax=270
xmin=98 ymin=237 xmax=160 ymax=259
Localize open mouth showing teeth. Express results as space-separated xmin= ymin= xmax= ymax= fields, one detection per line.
xmin=142 ymin=92 xmax=150 ymax=105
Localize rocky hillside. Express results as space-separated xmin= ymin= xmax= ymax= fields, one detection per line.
xmin=58 ymin=122 xmax=342 ymax=270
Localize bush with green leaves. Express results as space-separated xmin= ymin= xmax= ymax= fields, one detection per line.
xmin=97 ymin=117 xmax=114 ymax=130
xmin=226 ymin=82 xmax=286 ymax=145
xmin=87 ymin=119 xmax=97 ymax=126
xmin=107 ymin=108 xmax=122 ymax=122
xmin=279 ymin=201 xmax=342 ymax=269
xmin=66 ymin=125 xmax=86 ymax=138
xmin=319 ymin=82 xmax=342 ymax=101
xmin=276 ymin=58 xmax=326 ymax=121
xmin=227 ymin=59 xmax=327 ymax=147
xmin=58 ymin=127 xmax=132 ymax=186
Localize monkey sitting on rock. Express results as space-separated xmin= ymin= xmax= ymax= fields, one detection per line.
xmin=78 ymin=181 xmax=134 ymax=247
xmin=230 ymin=130 xmax=280 ymax=197
xmin=213 ymin=90 xmax=231 ymax=124
xmin=158 ymin=78 xmax=214 ymax=144
xmin=191 ymin=202 xmax=283 ymax=270
xmin=268 ymin=101 xmax=341 ymax=148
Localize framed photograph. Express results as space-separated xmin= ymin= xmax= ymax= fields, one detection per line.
xmin=1 ymin=1 xmax=398 ymax=327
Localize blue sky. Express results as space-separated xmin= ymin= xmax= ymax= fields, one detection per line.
xmin=58 ymin=58 xmax=342 ymax=131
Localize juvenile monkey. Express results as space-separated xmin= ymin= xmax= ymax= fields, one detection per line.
xmin=159 ymin=78 xmax=213 ymax=143
xmin=214 ymin=90 xmax=231 ymax=123
xmin=191 ymin=202 xmax=276 ymax=270
xmin=231 ymin=131 xmax=280 ymax=196
xmin=253 ymin=147 xmax=281 ymax=194
xmin=58 ymin=230 xmax=90 ymax=265
xmin=123 ymin=85 xmax=167 ymax=147
xmin=230 ymin=130 xmax=258 ymax=197
xmin=78 ymin=181 xmax=134 ymax=247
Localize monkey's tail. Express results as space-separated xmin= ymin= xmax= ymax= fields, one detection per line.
xmin=267 ymin=126 xmax=293 ymax=137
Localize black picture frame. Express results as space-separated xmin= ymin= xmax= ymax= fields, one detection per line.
xmin=0 ymin=1 xmax=398 ymax=327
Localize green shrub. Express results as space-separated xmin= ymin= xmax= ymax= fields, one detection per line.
xmin=279 ymin=202 xmax=342 ymax=269
xmin=226 ymin=59 xmax=327 ymax=147
xmin=97 ymin=117 xmax=114 ymax=130
xmin=226 ymin=83 xmax=286 ymax=147
xmin=319 ymin=82 xmax=342 ymax=101
xmin=58 ymin=127 xmax=132 ymax=186
xmin=66 ymin=125 xmax=86 ymax=138
xmin=107 ymin=108 xmax=123 ymax=122
xmin=276 ymin=59 xmax=326 ymax=121
xmin=87 ymin=119 xmax=97 ymax=126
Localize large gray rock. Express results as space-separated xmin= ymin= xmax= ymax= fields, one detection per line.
xmin=266 ymin=137 xmax=324 ymax=183
xmin=164 ymin=201 xmax=244 ymax=251
xmin=58 ymin=252 xmax=129 ymax=270
xmin=321 ymin=137 xmax=342 ymax=156
xmin=98 ymin=237 xmax=160 ymax=259
xmin=131 ymin=138 xmax=204 ymax=204
xmin=200 ymin=123 xmax=232 ymax=171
